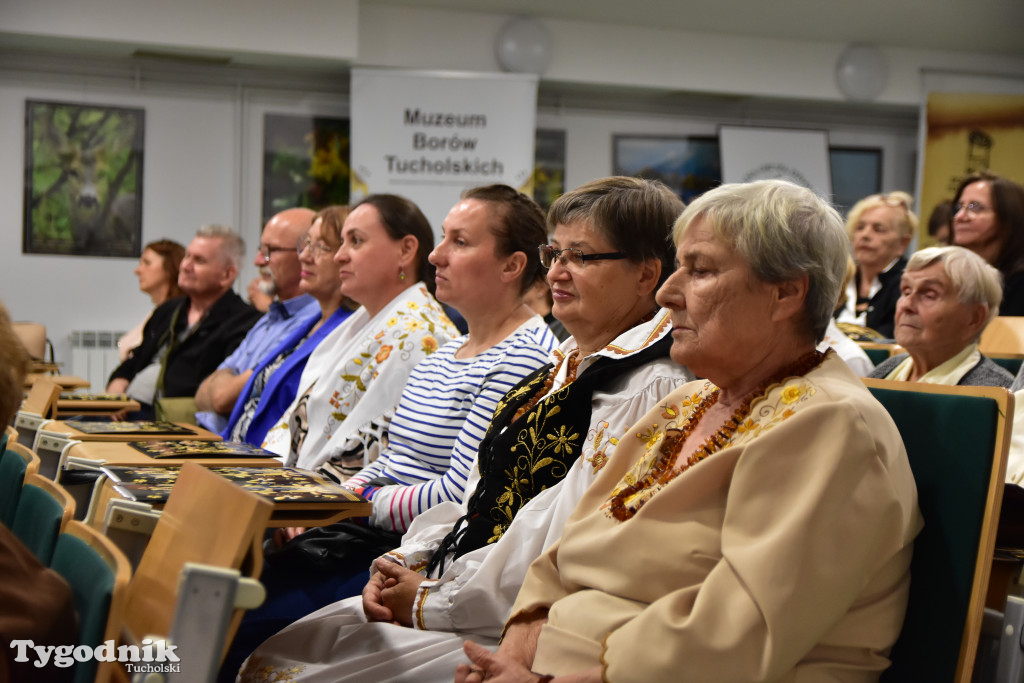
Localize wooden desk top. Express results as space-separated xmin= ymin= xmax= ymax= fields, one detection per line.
xmin=56 ymin=396 xmax=141 ymax=418
xmin=25 ymin=373 xmax=90 ymax=389
xmin=41 ymin=420 xmax=221 ymax=442
xmin=66 ymin=440 xmax=282 ymax=469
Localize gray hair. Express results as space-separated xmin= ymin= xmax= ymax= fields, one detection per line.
xmin=673 ymin=180 xmax=847 ymax=343
xmin=196 ymin=224 xmax=244 ymax=270
xmin=906 ymin=245 xmax=1003 ymax=331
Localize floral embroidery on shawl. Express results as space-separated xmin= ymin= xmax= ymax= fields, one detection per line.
xmin=602 ymin=377 xmax=814 ymax=519
xmin=238 ymin=656 xmax=305 ymax=682
xmin=326 ymin=299 xmax=449 ymax=425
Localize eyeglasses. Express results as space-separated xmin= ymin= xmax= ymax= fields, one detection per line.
xmin=258 ymin=244 xmax=297 ymax=262
xmin=297 ymin=236 xmax=335 ymax=257
xmin=538 ymin=245 xmax=626 ymax=270
xmin=953 ymin=201 xmax=991 ymax=217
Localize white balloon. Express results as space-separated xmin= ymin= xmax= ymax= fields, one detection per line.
xmin=495 ymin=17 xmax=552 ymax=75
xmin=835 ymin=44 xmax=889 ymax=101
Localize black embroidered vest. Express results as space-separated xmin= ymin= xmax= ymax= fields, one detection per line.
xmin=425 ymin=335 xmax=672 ymax=576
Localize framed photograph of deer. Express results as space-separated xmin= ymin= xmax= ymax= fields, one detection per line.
xmin=23 ymin=100 xmax=144 ymax=257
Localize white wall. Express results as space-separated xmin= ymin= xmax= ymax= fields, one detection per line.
xmin=0 ymin=0 xmax=360 ymax=63
xmin=0 ymin=71 xmax=241 ymax=367
xmin=537 ymin=107 xmax=917 ymax=196
xmin=358 ymin=5 xmax=1024 ymax=107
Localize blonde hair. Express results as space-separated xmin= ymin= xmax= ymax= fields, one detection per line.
xmin=844 ymin=191 xmax=919 ymax=241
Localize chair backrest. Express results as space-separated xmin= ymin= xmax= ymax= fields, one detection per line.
xmin=13 ymin=321 xmax=47 ymax=360
xmin=123 ymin=462 xmax=274 ymax=653
xmin=50 ymin=519 xmax=132 ymax=683
xmin=980 ymin=316 xmax=1024 ymax=357
xmin=21 ymin=377 xmax=60 ymax=419
xmin=864 ymin=378 xmax=1012 ymax=683
xmin=0 ymin=441 xmax=41 ymax=526
xmin=11 ymin=471 xmax=76 ymax=564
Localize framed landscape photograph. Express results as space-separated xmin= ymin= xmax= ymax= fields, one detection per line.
xmin=24 ymin=100 xmax=144 ymax=257
xmin=262 ymin=113 xmax=350 ymax=227
xmin=613 ymin=135 xmax=721 ymax=203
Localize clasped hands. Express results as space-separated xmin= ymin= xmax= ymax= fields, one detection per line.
xmin=361 ymin=557 xmax=426 ymax=627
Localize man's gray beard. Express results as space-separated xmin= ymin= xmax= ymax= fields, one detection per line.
xmin=257 ymin=267 xmax=277 ymax=297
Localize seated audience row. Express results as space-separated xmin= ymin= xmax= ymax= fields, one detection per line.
xmin=240 ymin=179 xmax=923 ymax=682
xmin=34 ymin=175 xmax=1018 ymax=681
xmin=221 ymin=185 xmax=562 ymax=676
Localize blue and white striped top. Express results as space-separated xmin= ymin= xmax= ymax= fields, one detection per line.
xmin=345 ymin=315 xmax=558 ymax=532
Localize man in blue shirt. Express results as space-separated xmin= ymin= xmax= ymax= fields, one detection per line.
xmin=195 ymin=208 xmax=320 ymax=432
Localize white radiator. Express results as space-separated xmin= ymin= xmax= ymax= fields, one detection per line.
xmin=69 ymin=330 xmax=124 ymax=393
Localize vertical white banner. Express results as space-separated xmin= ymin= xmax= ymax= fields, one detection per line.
xmin=350 ymin=68 xmax=538 ymax=236
xmin=719 ymin=125 xmax=833 ymax=200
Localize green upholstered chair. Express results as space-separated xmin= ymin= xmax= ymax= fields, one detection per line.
xmin=864 ymin=379 xmax=1012 ymax=683
xmin=0 ymin=440 xmax=40 ymax=526
xmin=11 ymin=471 xmax=75 ymax=564
xmin=50 ymin=519 xmax=131 ymax=683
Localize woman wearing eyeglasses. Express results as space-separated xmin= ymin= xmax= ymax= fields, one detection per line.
xmin=951 ymin=172 xmax=1024 ymax=315
xmin=835 ymin=191 xmax=918 ymax=339
xmin=221 ymin=206 xmax=354 ymax=445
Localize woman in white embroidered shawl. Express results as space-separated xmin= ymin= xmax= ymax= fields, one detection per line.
xmin=262 ymin=194 xmax=459 ymax=467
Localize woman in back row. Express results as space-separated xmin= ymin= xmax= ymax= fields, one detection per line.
xmin=118 ymin=239 xmax=185 ymax=361
xmin=835 ymin=191 xmax=917 ymax=339
xmin=950 ymin=171 xmax=1024 ymax=315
